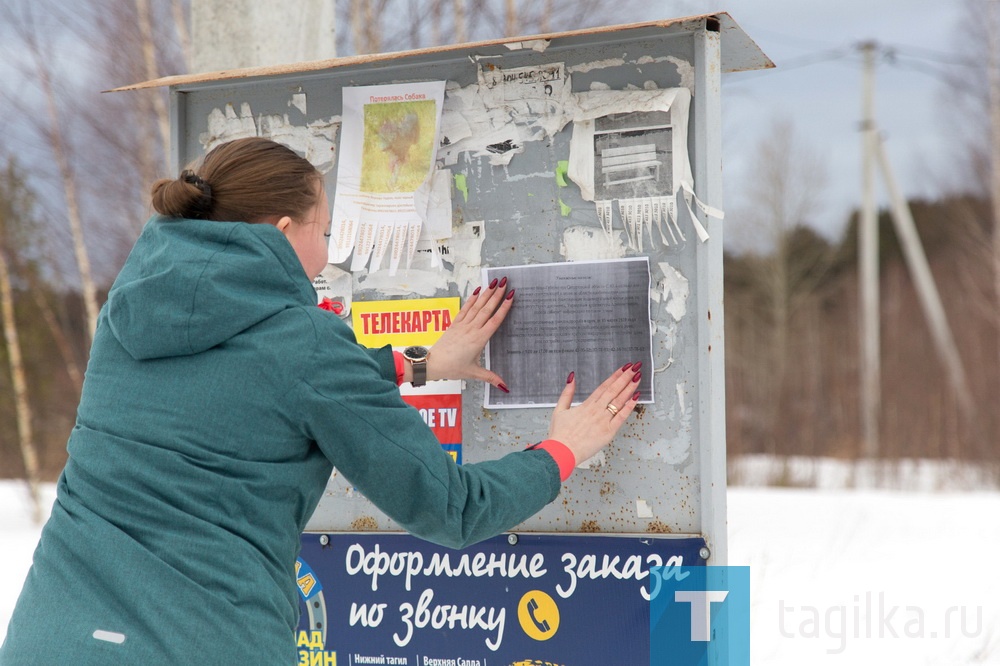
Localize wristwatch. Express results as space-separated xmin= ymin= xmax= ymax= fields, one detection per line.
xmin=402 ymin=346 xmax=430 ymax=387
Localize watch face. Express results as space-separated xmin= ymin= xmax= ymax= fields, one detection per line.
xmin=403 ymin=345 xmax=429 ymax=362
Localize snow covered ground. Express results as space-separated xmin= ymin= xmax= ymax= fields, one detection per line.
xmin=2 ymin=461 xmax=998 ymax=664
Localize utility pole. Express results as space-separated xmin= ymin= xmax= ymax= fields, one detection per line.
xmin=987 ymin=4 xmax=1000 ymax=392
xmin=857 ymin=41 xmax=977 ymax=458
xmin=873 ymin=137 xmax=976 ymax=421
xmin=859 ymin=41 xmax=880 ymax=458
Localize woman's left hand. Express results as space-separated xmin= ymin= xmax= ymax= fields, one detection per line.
xmin=425 ymin=277 xmax=513 ymax=392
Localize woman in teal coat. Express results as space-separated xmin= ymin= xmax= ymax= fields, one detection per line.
xmin=0 ymin=138 xmax=642 ymax=664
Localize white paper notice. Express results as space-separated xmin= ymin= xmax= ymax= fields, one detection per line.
xmin=328 ymin=81 xmax=446 ymax=271
xmin=565 ymin=87 xmax=721 ymax=246
xmin=482 ymin=258 xmax=654 ymax=409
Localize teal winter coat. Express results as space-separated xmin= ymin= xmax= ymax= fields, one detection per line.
xmin=0 ymin=217 xmax=561 ymax=665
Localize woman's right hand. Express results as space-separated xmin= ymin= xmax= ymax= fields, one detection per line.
xmin=547 ymin=363 xmax=643 ymax=465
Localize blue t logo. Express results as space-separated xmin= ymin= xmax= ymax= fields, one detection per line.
xmin=650 ymin=566 xmax=750 ymax=665
xmin=675 ymin=590 xmax=730 ymax=641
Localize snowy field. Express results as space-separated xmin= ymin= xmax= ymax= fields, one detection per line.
xmin=2 ymin=460 xmax=998 ymax=664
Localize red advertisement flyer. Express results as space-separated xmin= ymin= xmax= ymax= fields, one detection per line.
xmin=352 ymin=297 xmax=462 ymax=462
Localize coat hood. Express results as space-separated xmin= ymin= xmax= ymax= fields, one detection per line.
xmin=106 ymin=217 xmax=316 ymax=360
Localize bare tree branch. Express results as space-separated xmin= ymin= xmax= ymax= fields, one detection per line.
xmin=5 ymin=2 xmax=101 ymax=342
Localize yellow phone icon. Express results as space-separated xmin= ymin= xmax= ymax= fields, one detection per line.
xmin=527 ymin=597 xmax=550 ymax=632
xmin=518 ymin=590 xmax=560 ymax=640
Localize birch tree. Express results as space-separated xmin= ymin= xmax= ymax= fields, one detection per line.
xmin=729 ymin=118 xmax=830 ymax=458
xmin=0 ymin=158 xmax=43 ymax=523
xmin=2 ymin=2 xmax=101 ymax=342
xmin=944 ymin=0 xmax=1000 ymax=449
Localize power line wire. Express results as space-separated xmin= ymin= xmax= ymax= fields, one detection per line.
xmin=726 ymin=48 xmax=855 ymax=81
xmin=884 ymin=43 xmax=974 ymax=67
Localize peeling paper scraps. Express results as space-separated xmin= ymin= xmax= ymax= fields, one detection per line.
xmin=259 ymin=115 xmax=340 ymax=174
xmin=657 ymin=261 xmax=689 ymax=322
xmin=566 ymin=87 xmax=721 ymax=246
xmin=665 ymin=56 xmax=694 ymax=91
xmin=559 ymin=224 xmax=626 ymax=261
xmin=645 ymin=436 xmax=691 ymax=466
xmin=354 ymin=258 xmax=449 ymax=297
xmin=629 ymin=55 xmax=695 ymax=91
xmin=356 ymin=219 xmax=485 ymax=298
xmin=595 ymin=200 xmax=614 ymax=239
xmin=403 ymin=169 xmax=454 ymax=273
xmin=438 ymin=62 xmax=573 ymax=166
xmin=615 ymin=199 xmax=659 ymax=253
xmin=199 ymin=102 xmax=340 ymax=174
xmin=653 ymin=197 xmax=681 ymax=245
xmin=568 ymin=57 xmax=626 ymax=74
xmin=636 ymin=382 xmax=693 ymax=465
xmin=479 ymin=61 xmax=564 ymax=96
xmin=201 ymin=103 xmax=258 ymax=145
xmin=680 ymin=181 xmax=720 ymax=243
xmin=619 ymin=200 xmax=638 ymax=250
xmin=440 ymin=220 xmax=486 ymax=297
xmin=439 ymin=85 xmax=473 ymax=148
xmin=570 ymin=55 xmax=694 ymax=93
xmin=503 ymin=39 xmax=550 ymax=52
xmin=312 ymin=263 xmax=353 ymax=317
xmin=290 ymin=90 xmax=307 ymax=114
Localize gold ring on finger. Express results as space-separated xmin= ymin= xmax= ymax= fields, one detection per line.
xmin=606 ymin=403 xmax=619 ymax=416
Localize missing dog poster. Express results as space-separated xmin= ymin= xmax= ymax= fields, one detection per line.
xmin=482 ymin=258 xmax=653 ymax=409
xmin=329 ymin=81 xmax=447 ymax=274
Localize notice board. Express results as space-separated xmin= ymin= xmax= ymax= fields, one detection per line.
xmin=127 ymin=14 xmax=771 ymax=565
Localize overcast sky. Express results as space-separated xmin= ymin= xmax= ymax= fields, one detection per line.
xmin=655 ymin=0 xmax=968 ymax=245
xmin=0 ymin=1 xmax=970 ymax=252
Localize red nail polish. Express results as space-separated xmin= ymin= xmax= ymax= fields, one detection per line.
xmin=489 ymin=278 xmax=498 ymax=289
xmin=566 ymin=371 xmax=575 ymax=384
xmin=631 ymin=361 xmax=642 ymax=372
xmin=506 ymin=289 xmax=515 ymax=300
xmin=498 ymin=383 xmax=510 ymax=393
xmin=473 ymin=286 xmax=481 ymax=296
xmin=621 ymin=362 xmax=633 ymax=372
xmin=632 ymin=391 xmax=640 ymax=402
xmin=632 ymin=371 xmax=641 ymax=383
xmin=499 ymin=276 xmax=507 ymax=288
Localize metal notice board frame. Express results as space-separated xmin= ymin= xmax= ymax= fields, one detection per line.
xmin=117 ymin=12 xmax=772 ymax=566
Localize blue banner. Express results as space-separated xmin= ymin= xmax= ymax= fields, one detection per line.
xmin=297 ymin=532 xmax=706 ymax=666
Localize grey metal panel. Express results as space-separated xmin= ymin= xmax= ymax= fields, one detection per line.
xmin=166 ymin=19 xmax=735 ymax=549
xmin=717 ymin=12 xmax=774 ymax=73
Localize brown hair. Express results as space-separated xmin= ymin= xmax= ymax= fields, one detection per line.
xmin=150 ymin=137 xmax=321 ymax=223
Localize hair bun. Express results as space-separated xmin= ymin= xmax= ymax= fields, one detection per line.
xmin=151 ymin=171 xmax=214 ymax=219
xmin=180 ymin=170 xmax=213 ymax=200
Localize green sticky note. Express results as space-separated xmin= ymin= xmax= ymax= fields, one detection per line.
xmin=454 ymin=174 xmax=468 ymax=202
xmin=559 ymin=198 xmax=571 ymax=217
xmin=556 ymin=160 xmax=569 ymax=187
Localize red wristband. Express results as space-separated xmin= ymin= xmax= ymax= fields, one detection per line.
xmin=392 ymin=350 xmax=405 ymax=386
xmin=527 ymin=439 xmax=576 ymax=482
